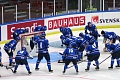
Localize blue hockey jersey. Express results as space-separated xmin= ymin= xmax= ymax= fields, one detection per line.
xmin=107 ymin=43 xmax=120 ymax=53
xmin=4 ymin=39 xmax=18 ymax=51
xmin=76 ymin=37 xmax=86 ymax=47
xmin=37 ymin=38 xmax=49 ymax=54
xmin=59 ymin=27 xmax=73 ymax=36
xmin=63 ymin=47 xmax=78 ymax=59
xmin=85 ymin=24 xmax=99 ymax=36
xmin=13 ymin=29 xmax=26 ymax=37
xmin=65 ymin=36 xmax=77 ymax=47
xmin=83 ymin=34 xmax=96 ymax=45
xmin=104 ymin=31 xmax=117 ymax=40
xmin=85 ymin=45 xmax=100 ymax=55
xmin=15 ymin=50 xmax=29 ymax=59
xmin=34 ymin=26 xmax=47 ymax=32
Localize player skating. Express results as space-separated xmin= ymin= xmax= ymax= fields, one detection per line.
xmin=13 ymin=47 xmax=32 ymax=74
xmin=105 ymin=40 xmax=120 ymax=69
xmin=84 ymin=42 xmax=100 ymax=71
xmin=4 ymin=37 xmax=20 ymax=66
xmin=35 ymin=32 xmax=53 ymax=72
xmin=62 ymin=42 xmax=79 ymax=74
xmin=85 ymin=22 xmax=100 ymax=48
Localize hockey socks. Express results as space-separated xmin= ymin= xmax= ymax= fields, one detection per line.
xmin=47 ymin=60 xmax=53 ymax=72
xmin=14 ymin=64 xmax=18 ymax=71
xmin=25 ymin=64 xmax=30 ymax=72
xmin=9 ymin=56 xmax=13 ymax=66
xmin=35 ymin=60 xmax=40 ymax=69
xmin=74 ymin=65 xmax=79 ymax=72
xmin=63 ymin=65 xmax=67 ymax=73
xmin=95 ymin=41 xmax=98 ymax=48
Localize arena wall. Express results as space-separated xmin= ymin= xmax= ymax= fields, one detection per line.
xmin=0 ymin=10 xmax=120 ymax=44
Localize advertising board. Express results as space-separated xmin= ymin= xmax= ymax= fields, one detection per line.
xmin=7 ymin=19 xmax=44 ymax=39
xmin=0 ymin=11 xmax=120 ymax=41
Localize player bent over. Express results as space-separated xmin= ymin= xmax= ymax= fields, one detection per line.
xmin=4 ymin=37 xmax=20 ymax=66
xmin=62 ymin=42 xmax=79 ymax=74
xmin=106 ymin=40 xmax=120 ymax=69
xmin=13 ymin=47 xmax=32 ymax=74
xmin=101 ymin=30 xmax=117 ymax=52
xmin=35 ymin=32 xmax=53 ymax=72
xmin=84 ymin=42 xmax=100 ymax=71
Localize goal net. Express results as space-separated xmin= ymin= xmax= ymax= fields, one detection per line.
xmin=14 ymin=31 xmax=44 ymax=58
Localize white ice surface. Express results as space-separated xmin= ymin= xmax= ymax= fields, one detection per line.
xmin=0 ymin=28 xmax=120 ymax=80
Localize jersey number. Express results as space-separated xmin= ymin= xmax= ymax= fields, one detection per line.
xmin=69 ymin=49 xmax=73 ymax=53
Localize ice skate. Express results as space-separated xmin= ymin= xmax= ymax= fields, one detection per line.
xmin=49 ymin=70 xmax=53 ymax=73
xmin=95 ymin=66 xmax=99 ymax=71
xmin=85 ymin=67 xmax=89 ymax=71
xmin=35 ymin=68 xmax=39 ymax=71
xmin=108 ymin=66 xmax=113 ymax=69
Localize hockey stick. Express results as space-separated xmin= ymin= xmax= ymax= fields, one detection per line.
xmin=6 ymin=66 xmax=14 ymax=73
xmin=1 ymin=65 xmax=14 ymax=72
xmin=93 ymin=55 xmax=111 ymax=66
xmin=67 ymin=59 xmax=88 ymax=69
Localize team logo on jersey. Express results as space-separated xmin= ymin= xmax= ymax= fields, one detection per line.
xmin=91 ymin=16 xmax=99 ymax=24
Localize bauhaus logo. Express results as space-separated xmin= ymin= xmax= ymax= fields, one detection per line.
xmin=48 ymin=16 xmax=86 ymax=30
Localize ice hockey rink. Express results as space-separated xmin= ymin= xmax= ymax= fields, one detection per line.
xmin=0 ymin=28 xmax=120 ymax=80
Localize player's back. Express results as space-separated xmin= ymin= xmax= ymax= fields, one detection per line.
xmin=34 ymin=26 xmax=42 ymax=32
xmin=37 ymin=38 xmax=49 ymax=53
xmin=108 ymin=43 xmax=120 ymax=52
xmin=7 ymin=40 xmax=17 ymax=49
xmin=15 ymin=29 xmax=25 ymax=34
xmin=63 ymin=47 xmax=78 ymax=59
xmin=76 ymin=37 xmax=86 ymax=47
xmin=16 ymin=50 xmax=28 ymax=59
xmin=105 ymin=31 xmax=116 ymax=39
xmin=84 ymin=34 xmax=95 ymax=43
xmin=86 ymin=45 xmax=100 ymax=54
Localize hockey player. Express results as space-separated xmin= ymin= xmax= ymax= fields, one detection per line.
xmin=34 ymin=26 xmax=47 ymax=32
xmin=101 ymin=30 xmax=117 ymax=52
xmin=13 ymin=28 xmax=29 ymax=47
xmin=30 ymin=26 xmax=47 ymax=52
xmin=58 ymin=36 xmax=77 ymax=63
xmin=62 ymin=42 xmax=79 ymax=74
xmin=105 ymin=40 xmax=120 ymax=69
xmin=4 ymin=37 xmax=20 ymax=66
xmin=13 ymin=47 xmax=32 ymax=74
xmin=84 ymin=42 xmax=100 ymax=71
xmin=85 ymin=22 xmax=100 ymax=48
xmin=59 ymin=27 xmax=73 ymax=46
xmin=64 ymin=35 xmax=77 ymax=48
xmin=13 ymin=28 xmax=29 ymax=40
xmin=75 ymin=34 xmax=86 ymax=61
xmin=79 ymin=32 xmax=96 ymax=47
xmin=35 ymin=32 xmax=53 ymax=72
